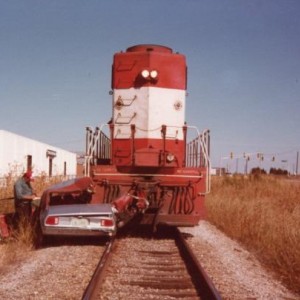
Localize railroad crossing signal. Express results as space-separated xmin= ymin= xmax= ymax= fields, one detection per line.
xmin=230 ymin=152 xmax=233 ymax=159
xmin=257 ymin=153 xmax=264 ymax=161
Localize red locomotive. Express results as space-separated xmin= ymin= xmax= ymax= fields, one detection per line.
xmin=85 ymin=44 xmax=211 ymax=229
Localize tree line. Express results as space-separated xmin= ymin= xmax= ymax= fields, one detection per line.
xmin=251 ymin=167 xmax=288 ymax=176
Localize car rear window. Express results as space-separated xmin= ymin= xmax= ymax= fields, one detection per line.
xmin=49 ymin=191 xmax=92 ymax=206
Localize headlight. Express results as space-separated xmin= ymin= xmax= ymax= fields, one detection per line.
xmin=140 ymin=69 xmax=158 ymax=81
xmin=150 ymin=70 xmax=158 ymax=79
xmin=166 ymin=153 xmax=175 ymax=162
xmin=141 ymin=69 xmax=150 ymax=78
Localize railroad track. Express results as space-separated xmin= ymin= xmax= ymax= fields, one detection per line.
xmin=82 ymin=227 xmax=222 ymax=300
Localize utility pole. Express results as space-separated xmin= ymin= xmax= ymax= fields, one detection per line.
xmin=296 ymin=151 xmax=299 ymax=175
xmin=244 ymin=156 xmax=249 ymax=175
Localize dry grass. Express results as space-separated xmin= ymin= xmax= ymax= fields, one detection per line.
xmin=0 ymin=174 xmax=70 ymax=214
xmin=0 ymin=218 xmax=35 ymax=275
xmin=0 ymin=173 xmax=73 ymax=273
xmin=206 ymin=175 xmax=300 ymax=293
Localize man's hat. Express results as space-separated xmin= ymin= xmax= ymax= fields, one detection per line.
xmin=23 ymin=171 xmax=34 ymax=181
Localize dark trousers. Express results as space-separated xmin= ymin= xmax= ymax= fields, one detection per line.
xmin=15 ymin=201 xmax=32 ymax=224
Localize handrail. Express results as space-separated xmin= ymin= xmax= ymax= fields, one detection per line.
xmin=86 ymin=124 xmax=109 ymax=157
xmin=85 ymin=124 xmax=211 ymax=193
xmin=85 ymin=124 xmax=111 ymax=176
xmin=185 ymin=126 xmax=211 ymax=194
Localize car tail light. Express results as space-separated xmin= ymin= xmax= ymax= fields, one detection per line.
xmin=100 ymin=219 xmax=114 ymax=227
xmin=45 ymin=216 xmax=59 ymax=225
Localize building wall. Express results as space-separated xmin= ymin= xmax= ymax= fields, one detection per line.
xmin=0 ymin=130 xmax=77 ymax=177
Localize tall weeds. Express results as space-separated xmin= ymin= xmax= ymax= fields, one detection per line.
xmin=0 ymin=174 xmax=71 ymax=213
xmin=206 ymin=175 xmax=300 ymax=293
xmin=0 ymin=173 xmax=73 ymax=272
xmin=0 ymin=218 xmax=35 ymax=275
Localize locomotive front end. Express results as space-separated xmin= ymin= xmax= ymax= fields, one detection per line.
xmin=85 ymin=44 xmax=210 ymax=229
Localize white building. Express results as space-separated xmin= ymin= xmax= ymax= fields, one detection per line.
xmin=0 ymin=130 xmax=77 ymax=178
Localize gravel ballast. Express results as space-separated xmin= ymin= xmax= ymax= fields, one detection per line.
xmin=0 ymin=221 xmax=299 ymax=299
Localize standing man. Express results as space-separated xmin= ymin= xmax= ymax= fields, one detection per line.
xmin=14 ymin=171 xmax=37 ymax=223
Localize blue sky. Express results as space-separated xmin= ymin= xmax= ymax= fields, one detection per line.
xmin=1 ymin=0 xmax=299 ymax=173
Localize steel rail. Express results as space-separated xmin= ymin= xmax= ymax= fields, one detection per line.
xmin=175 ymin=227 xmax=222 ymax=300
xmin=82 ymin=228 xmax=222 ymax=300
xmin=81 ymin=236 xmax=116 ymax=300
